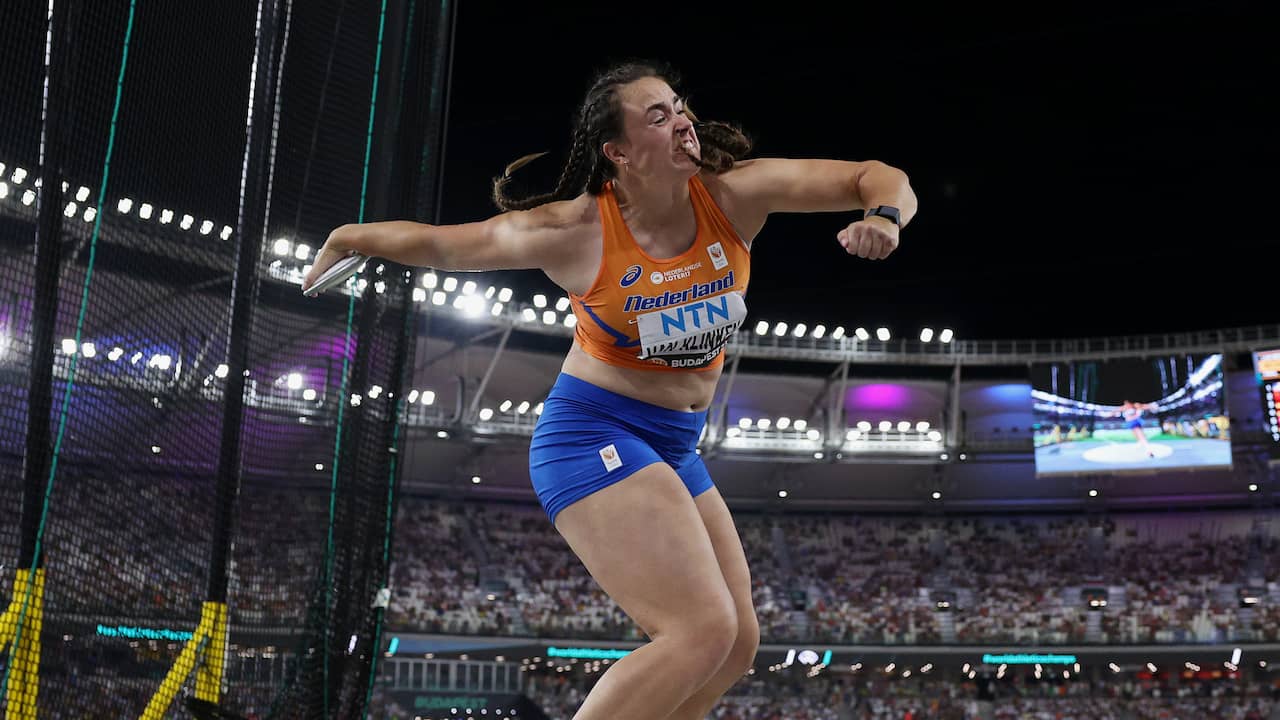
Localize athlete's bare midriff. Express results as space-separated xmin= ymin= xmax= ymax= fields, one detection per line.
xmin=560 ymin=342 xmax=722 ymax=412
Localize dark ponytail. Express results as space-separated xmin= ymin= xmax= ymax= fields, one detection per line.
xmin=492 ymin=61 xmax=752 ymax=212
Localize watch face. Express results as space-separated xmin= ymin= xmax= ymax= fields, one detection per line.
xmin=871 ymin=207 xmax=899 ymax=224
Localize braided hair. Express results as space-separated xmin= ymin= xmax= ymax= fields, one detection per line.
xmin=492 ymin=61 xmax=752 ymax=212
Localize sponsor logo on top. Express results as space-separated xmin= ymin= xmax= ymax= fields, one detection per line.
xmin=620 ymin=264 xmax=643 ymax=288
xmin=707 ymin=242 xmax=728 ymax=270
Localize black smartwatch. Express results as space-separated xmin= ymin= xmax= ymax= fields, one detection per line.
xmin=864 ymin=206 xmax=901 ymax=226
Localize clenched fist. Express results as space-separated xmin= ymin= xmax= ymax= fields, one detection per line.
xmin=836 ymin=215 xmax=899 ymax=260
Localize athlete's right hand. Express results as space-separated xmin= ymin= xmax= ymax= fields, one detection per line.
xmin=302 ymin=224 xmax=360 ymax=294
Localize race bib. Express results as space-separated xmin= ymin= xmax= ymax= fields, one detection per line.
xmin=635 ymin=291 xmax=747 ymax=369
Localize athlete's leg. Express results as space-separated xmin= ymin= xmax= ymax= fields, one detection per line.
xmin=1132 ymin=426 xmax=1153 ymax=456
xmin=663 ymin=486 xmax=760 ymax=720
xmin=554 ymin=463 xmax=738 ymax=720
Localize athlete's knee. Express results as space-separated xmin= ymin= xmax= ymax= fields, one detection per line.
xmin=722 ymin=611 xmax=760 ymax=678
xmin=658 ymin=599 xmax=738 ymax=679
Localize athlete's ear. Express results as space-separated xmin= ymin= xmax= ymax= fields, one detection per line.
xmin=602 ymin=140 xmax=628 ymax=170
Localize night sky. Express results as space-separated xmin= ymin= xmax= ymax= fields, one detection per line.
xmin=439 ymin=1 xmax=1275 ymax=341
xmin=1 ymin=1 xmax=1271 ymax=342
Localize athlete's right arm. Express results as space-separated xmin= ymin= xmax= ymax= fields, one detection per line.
xmin=302 ymin=202 xmax=582 ymax=293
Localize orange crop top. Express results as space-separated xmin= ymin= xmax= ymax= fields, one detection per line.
xmin=570 ymin=175 xmax=751 ymax=372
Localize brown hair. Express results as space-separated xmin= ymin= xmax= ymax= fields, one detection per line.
xmin=491 ymin=61 xmax=752 ymax=212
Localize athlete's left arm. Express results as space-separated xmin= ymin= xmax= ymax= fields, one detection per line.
xmin=720 ymin=158 xmax=918 ymax=260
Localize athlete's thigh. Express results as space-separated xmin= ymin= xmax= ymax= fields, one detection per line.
xmin=691 ymin=486 xmax=757 ymax=628
xmin=553 ymin=461 xmax=736 ymax=639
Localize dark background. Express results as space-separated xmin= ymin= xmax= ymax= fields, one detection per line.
xmin=1 ymin=1 xmax=1270 ymax=341
xmin=440 ymin=1 xmax=1275 ymax=341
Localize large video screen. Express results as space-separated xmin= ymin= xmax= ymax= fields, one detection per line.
xmin=1031 ymin=354 xmax=1231 ymax=476
xmin=1255 ymin=348 xmax=1280 ymax=454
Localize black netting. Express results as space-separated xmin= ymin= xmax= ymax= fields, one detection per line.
xmin=0 ymin=0 xmax=446 ymax=717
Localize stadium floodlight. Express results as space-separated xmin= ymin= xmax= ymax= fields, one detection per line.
xmin=273 ymin=238 xmax=291 ymax=256
xmin=76 ymin=186 xmax=90 ymax=202
xmin=533 ymin=293 xmax=547 ymax=308
xmin=422 ymin=272 xmax=438 ymax=288
xmin=916 ymin=421 xmax=930 ymax=432
xmin=200 ymin=220 xmax=214 ymax=235
xmin=432 ymin=291 xmax=447 ymax=306
xmin=138 ymin=203 xmax=153 ymax=219
xmin=857 ymin=421 xmax=872 ymax=432
xmin=832 ymin=326 xmax=846 ymax=339
xmin=479 ymin=408 xmax=493 ymax=421
xmin=920 ymin=328 xmax=934 ymax=342
xmin=794 ymin=419 xmax=807 ymax=431
xmin=776 ymin=417 xmax=791 ymax=430
xmin=556 ymin=297 xmax=570 ymax=311
xmin=879 ymin=421 xmax=892 ymax=432
xmin=117 ymin=197 xmax=133 ymax=213
xmin=440 ymin=276 xmax=456 ymax=292
xmin=220 ymin=225 xmax=232 ymax=240
xmin=773 ymin=322 xmax=788 ymax=337
xmin=792 ymin=323 xmax=807 ymax=338
xmin=855 ymin=327 xmax=870 ymax=341
xmin=754 ymin=321 xmax=768 ymax=336
xmin=876 ymin=327 xmax=891 ymax=342
xmin=542 ymin=311 xmax=556 ymax=325
xmin=897 ymin=421 xmax=911 ymax=432
xmin=939 ymin=328 xmax=954 ymax=343
xmin=498 ymin=287 xmax=513 ymax=302
xmin=180 ymin=214 xmax=194 ymax=230
xmin=462 ymin=280 xmax=477 ymax=295
xmin=812 ymin=324 xmax=826 ymax=339
xmin=500 ymin=400 xmax=513 ymax=412
xmin=757 ymin=418 xmax=772 ymax=430
xmin=738 ymin=418 xmax=752 ymax=429
xmin=412 ymin=288 xmax=427 ymax=302
xmin=421 ymin=391 xmax=435 ymax=405
xmin=294 ymin=243 xmax=310 ymax=259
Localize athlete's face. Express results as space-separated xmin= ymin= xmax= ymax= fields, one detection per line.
xmin=606 ymin=77 xmax=700 ymax=180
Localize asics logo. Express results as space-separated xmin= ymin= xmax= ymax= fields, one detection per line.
xmin=620 ymin=265 xmax=643 ymax=288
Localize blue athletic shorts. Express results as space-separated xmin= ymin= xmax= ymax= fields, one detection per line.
xmin=1125 ymin=418 xmax=1143 ymax=429
xmin=529 ymin=373 xmax=713 ymax=525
